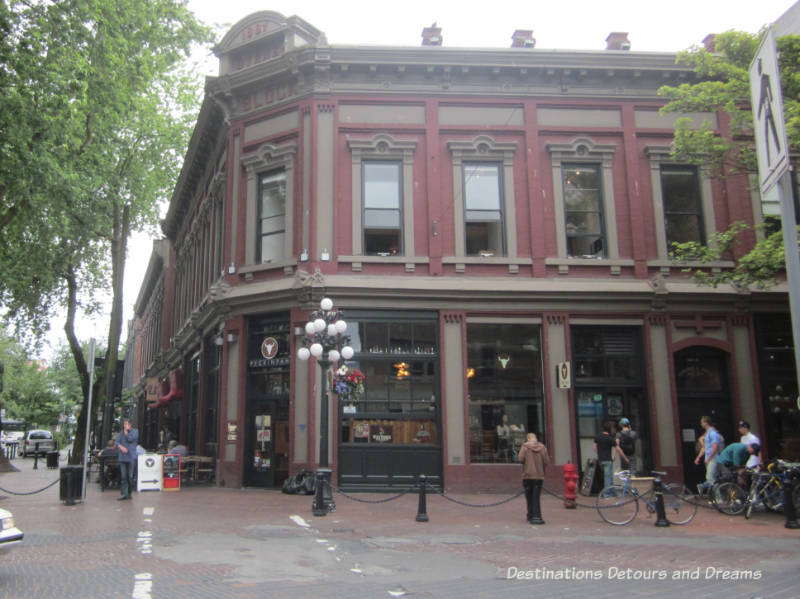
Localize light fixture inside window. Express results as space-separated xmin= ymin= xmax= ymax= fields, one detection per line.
xmin=394 ymin=362 xmax=410 ymax=379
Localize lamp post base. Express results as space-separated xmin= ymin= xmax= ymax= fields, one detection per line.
xmin=312 ymin=468 xmax=335 ymax=517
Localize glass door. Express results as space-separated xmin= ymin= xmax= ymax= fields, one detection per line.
xmin=245 ymin=404 xmax=274 ymax=487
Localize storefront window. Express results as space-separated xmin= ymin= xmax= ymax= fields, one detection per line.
xmin=339 ymin=316 xmax=439 ymax=446
xmin=467 ymin=323 xmax=544 ymax=463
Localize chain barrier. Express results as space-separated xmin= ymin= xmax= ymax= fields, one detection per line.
xmin=541 ymin=485 xmax=606 ymax=509
xmin=434 ymin=488 xmax=525 ymax=508
xmin=0 ymin=478 xmax=60 ymax=496
xmin=330 ymin=483 xmax=417 ymax=504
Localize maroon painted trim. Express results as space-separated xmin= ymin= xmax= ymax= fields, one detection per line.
xmin=671 ymin=336 xmax=731 ymax=354
xmin=540 ymin=314 xmax=556 ymax=460
xmin=620 ymin=103 xmax=648 ymax=278
xmin=664 ymin=318 xmax=684 ymax=481
xmin=642 ymin=317 xmax=662 ymax=470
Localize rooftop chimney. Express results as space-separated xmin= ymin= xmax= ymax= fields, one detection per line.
xmin=421 ymin=23 xmax=442 ymax=46
xmin=511 ymin=29 xmax=535 ymax=48
xmin=605 ymin=32 xmax=631 ymax=51
xmin=702 ymin=34 xmax=717 ymax=53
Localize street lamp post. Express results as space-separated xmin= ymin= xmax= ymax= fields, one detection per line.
xmin=297 ymin=297 xmax=353 ymax=516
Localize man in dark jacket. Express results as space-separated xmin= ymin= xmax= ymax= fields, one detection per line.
xmin=519 ymin=433 xmax=550 ymax=525
xmin=116 ymin=419 xmax=139 ymax=500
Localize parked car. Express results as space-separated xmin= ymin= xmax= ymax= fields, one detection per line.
xmin=0 ymin=508 xmax=23 ymax=553
xmin=21 ymin=430 xmax=55 ymax=457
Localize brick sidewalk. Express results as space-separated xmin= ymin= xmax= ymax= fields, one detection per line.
xmin=1 ymin=452 xmax=799 ymax=598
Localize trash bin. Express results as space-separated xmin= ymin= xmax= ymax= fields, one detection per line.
xmin=46 ymin=451 xmax=59 ymax=469
xmin=59 ymin=465 xmax=84 ymax=505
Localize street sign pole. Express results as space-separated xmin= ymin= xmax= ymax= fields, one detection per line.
xmin=81 ymin=339 xmax=96 ymax=502
xmin=778 ymin=171 xmax=800 ymax=397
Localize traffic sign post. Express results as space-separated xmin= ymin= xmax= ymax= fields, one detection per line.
xmin=749 ymin=27 xmax=800 ymax=411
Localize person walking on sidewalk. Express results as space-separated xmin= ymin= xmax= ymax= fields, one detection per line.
xmin=116 ymin=419 xmax=139 ymax=501
xmin=519 ymin=432 xmax=549 ymax=525
xmin=694 ymin=416 xmax=724 ymax=496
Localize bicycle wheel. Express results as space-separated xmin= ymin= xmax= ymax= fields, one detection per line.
xmin=764 ymin=481 xmax=784 ymax=512
xmin=713 ymin=482 xmax=747 ymax=516
xmin=745 ymin=484 xmax=757 ymax=519
xmin=596 ymin=484 xmax=638 ymax=525
xmin=663 ymin=483 xmax=697 ymax=525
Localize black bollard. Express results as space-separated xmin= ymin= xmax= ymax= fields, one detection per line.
xmin=784 ymin=472 xmax=799 ymax=529
xmin=653 ymin=476 xmax=670 ymax=527
xmin=312 ymin=469 xmax=328 ymax=517
xmin=33 ymin=442 xmax=39 ymax=470
xmin=416 ymin=474 xmax=429 ymax=522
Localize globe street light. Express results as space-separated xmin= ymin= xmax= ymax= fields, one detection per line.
xmin=297 ymin=297 xmax=353 ymax=516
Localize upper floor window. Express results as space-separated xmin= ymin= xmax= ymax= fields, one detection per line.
xmin=660 ymin=166 xmax=704 ymax=246
xmin=363 ymin=161 xmax=402 ymax=255
xmin=645 ymin=145 xmax=717 ymax=262
xmin=464 ymin=163 xmax=504 ymax=256
xmin=563 ymin=164 xmax=605 ymax=258
xmin=257 ymin=170 xmax=286 ymax=263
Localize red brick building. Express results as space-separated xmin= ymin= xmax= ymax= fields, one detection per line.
xmin=129 ymin=11 xmax=797 ymax=493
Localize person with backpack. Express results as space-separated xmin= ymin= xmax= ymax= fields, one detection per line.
xmin=615 ymin=418 xmax=638 ymax=474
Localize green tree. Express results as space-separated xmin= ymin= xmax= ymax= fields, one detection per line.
xmin=0 ymin=0 xmax=212 ymax=463
xmin=659 ymin=30 xmax=800 ymax=288
xmin=0 ymin=328 xmax=59 ymax=428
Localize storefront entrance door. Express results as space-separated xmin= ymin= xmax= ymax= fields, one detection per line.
xmin=675 ymin=347 xmax=732 ymax=490
xmin=244 ymin=401 xmax=289 ymax=488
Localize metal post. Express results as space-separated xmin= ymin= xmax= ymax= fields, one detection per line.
xmin=785 ymin=471 xmax=799 ymax=529
xmin=778 ymin=172 xmax=800 ymax=419
xmin=33 ymin=442 xmax=39 ymax=469
xmin=80 ymin=339 xmax=96 ymax=503
xmin=653 ymin=476 xmax=670 ymax=527
xmin=312 ymin=358 xmax=335 ymax=516
xmin=318 ymin=358 xmax=330 ymax=468
xmin=416 ymin=474 xmax=429 ymax=522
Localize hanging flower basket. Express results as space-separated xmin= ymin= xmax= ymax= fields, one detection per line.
xmin=333 ymin=365 xmax=365 ymax=408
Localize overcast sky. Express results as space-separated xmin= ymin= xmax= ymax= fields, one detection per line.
xmin=44 ymin=0 xmax=798 ymax=357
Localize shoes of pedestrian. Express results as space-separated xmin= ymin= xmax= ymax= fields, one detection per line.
xmin=530 ymin=517 xmax=545 ymax=525
xmin=117 ymin=495 xmax=130 ymax=501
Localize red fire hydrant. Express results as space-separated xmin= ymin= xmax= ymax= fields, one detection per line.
xmin=563 ymin=463 xmax=578 ymax=509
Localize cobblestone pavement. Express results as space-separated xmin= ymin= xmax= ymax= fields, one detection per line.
xmin=1 ymin=452 xmax=799 ymax=598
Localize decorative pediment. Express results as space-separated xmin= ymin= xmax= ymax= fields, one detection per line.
xmin=347 ymin=133 xmax=417 ymax=157
xmin=546 ymin=137 xmax=616 ymax=162
xmin=242 ymin=142 xmax=297 ymax=174
xmin=447 ymin=135 xmax=517 ymax=163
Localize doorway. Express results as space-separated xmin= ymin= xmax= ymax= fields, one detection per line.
xmin=674 ymin=347 xmax=732 ymax=490
xmin=244 ymin=400 xmax=289 ymax=488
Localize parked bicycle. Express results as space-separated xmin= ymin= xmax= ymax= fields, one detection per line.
xmin=745 ymin=462 xmax=784 ymax=519
xmin=596 ymin=470 xmax=696 ymax=526
xmin=712 ymin=459 xmax=800 ymax=517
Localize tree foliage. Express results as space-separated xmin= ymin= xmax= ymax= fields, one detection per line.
xmin=659 ymin=30 xmax=800 ymax=288
xmin=0 ymin=328 xmax=80 ymax=429
xmin=0 ymin=0 xmax=212 ymax=461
